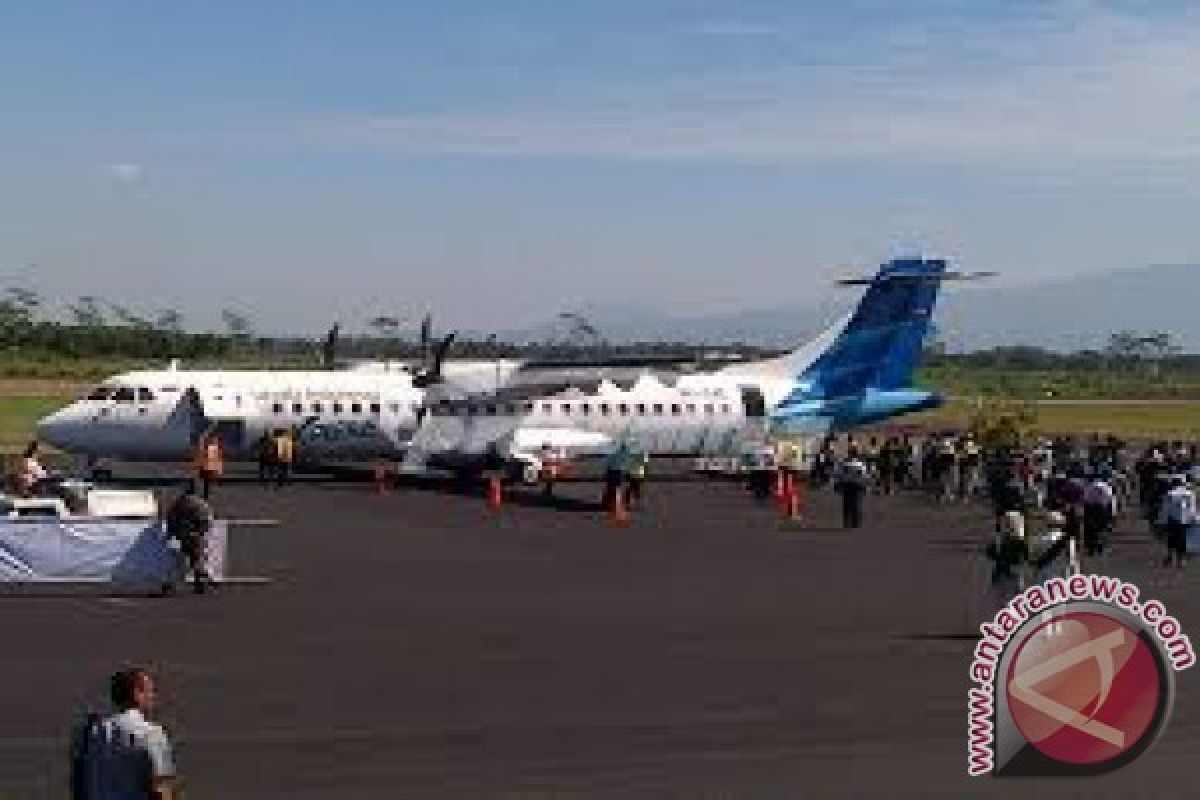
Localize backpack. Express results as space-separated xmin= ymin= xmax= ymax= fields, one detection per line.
xmin=69 ymin=711 xmax=103 ymax=800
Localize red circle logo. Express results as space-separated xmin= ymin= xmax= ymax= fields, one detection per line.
xmin=1006 ymin=611 xmax=1163 ymax=766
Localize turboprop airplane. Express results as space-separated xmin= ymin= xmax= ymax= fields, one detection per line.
xmin=36 ymin=256 xmax=983 ymax=476
xmin=400 ymin=256 xmax=990 ymax=481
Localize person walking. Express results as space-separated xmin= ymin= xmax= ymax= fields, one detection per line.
xmin=1158 ymin=475 xmax=1196 ymax=570
xmin=164 ymin=483 xmax=216 ymax=594
xmin=985 ymin=511 xmax=1029 ymax=613
xmin=70 ymin=666 xmax=177 ymax=800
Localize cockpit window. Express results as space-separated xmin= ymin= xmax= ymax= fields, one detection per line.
xmin=86 ymin=387 xmax=113 ymax=400
xmin=113 ymin=387 xmax=136 ymax=403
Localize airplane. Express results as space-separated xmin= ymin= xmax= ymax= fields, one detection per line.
xmin=36 ymin=256 xmax=982 ymax=479
xmin=399 ymin=256 xmax=987 ymax=480
xmin=33 ymin=323 xmax=468 ymax=466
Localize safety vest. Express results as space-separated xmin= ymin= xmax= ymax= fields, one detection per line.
xmin=197 ymin=440 xmax=223 ymax=475
xmin=274 ymin=434 xmax=294 ymax=464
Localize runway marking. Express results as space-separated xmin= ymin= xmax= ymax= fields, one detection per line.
xmin=223 ymin=518 xmax=282 ymax=527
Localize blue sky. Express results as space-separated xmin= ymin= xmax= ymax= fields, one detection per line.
xmin=1 ymin=1 xmax=1198 ymax=334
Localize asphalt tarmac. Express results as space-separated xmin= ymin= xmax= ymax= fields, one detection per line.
xmin=1 ymin=472 xmax=1198 ymax=798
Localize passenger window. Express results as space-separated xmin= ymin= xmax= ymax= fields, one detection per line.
xmin=389 ymin=403 xmax=400 ymax=414
xmin=652 ymin=403 xmax=664 ymax=415
xmin=113 ymin=387 xmax=136 ymax=403
xmin=599 ymin=403 xmax=611 ymax=415
xmin=580 ymin=403 xmax=591 ymax=415
xmin=351 ymin=402 xmax=363 ymax=414
xmin=704 ymin=404 xmax=714 ymax=414
xmin=332 ymin=403 xmax=344 ymax=414
xmin=670 ymin=403 xmax=681 ymax=415
xmin=370 ymin=403 xmax=381 ymax=414
xmin=466 ymin=405 xmax=477 ymax=416
xmin=272 ymin=402 xmax=284 ymax=414
xmin=312 ymin=403 xmax=323 ymax=414
xmin=636 ymin=403 xmax=647 ymax=415
xmin=561 ymin=404 xmax=571 ymax=415
xmin=721 ymin=403 xmax=731 ymax=414
xmin=686 ymin=403 xmax=696 ymax=414
xmin=522 ymin=402 xmax=534 ymax=414
xmin=541 ymin=403 xmax=552 ymax=414
xmin=485 ymin=405 xmax=497 ymax=415
xmin=292 ymin=403 xmax=303 ymax=414
xmin=505 ymin=404 xmax=518 ymax=415
xmin=618 ymin=403 xmax=629 ymax=415
xmin=137 ymin=388 xmax=155 ymax=403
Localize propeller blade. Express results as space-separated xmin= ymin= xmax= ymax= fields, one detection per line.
xmin=432 ymin=331 xmax=457 ymax=376
xmin=419 ymin=313 xmax=432 ymax=363
xmin=321 ymin=323 xmax=340 ymax=368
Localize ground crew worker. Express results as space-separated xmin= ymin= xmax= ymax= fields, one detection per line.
xmin=835 ymin=449 xmax=869 ymax=529
xmin=1158 ymin=475 xmax=1196 ymax=570
xmin=70 ymin=666 xmax=177 ymax=800
xmin=193 ymin=433 xmax=223 ymax=500
xmin=271 ymin=427 xmax=295 ymax=488
xmin=165 ymin=483 xmax=215 ymax=594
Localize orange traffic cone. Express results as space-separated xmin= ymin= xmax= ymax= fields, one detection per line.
xmin=610 ymin=486 xmax=631 ymax=526
xmin=787 ymin=475 xmax=805 ymax=523
xmin=487 ymin=476 xmax=503 ymax=510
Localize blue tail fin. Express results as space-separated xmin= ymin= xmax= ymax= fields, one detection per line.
xmin=786 ymin=257 xmax=945 ymax=402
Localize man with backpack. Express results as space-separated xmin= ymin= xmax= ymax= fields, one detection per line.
xmin=70 ymin=667 xmax=177 ymax=800
xmin=165 ymin=483 xmax=216 ymax=594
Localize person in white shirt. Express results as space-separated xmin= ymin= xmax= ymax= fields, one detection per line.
xmin=1158 ymin=475 xmax=1196 ymax=570
xmin=70 ymin=667 xmax=177 ymax=800
xmin=1082 ymin=470 xmax=1119 ymax=557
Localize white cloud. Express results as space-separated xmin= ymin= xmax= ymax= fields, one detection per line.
xmin=294 ymin=6 xmax=1200 ymax=176
xmin=104 ymin=162 xmax=146 ymax=184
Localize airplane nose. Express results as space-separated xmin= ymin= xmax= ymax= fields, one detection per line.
xmin=36 ymin=407 xmax=77 ymax=450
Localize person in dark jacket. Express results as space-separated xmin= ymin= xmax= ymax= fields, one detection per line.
xmin=164 ymin=483 xmax=215 ymax=594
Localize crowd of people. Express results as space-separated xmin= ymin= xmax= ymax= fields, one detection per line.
xmin=802 ymin=430 xmax=1200 ymax=616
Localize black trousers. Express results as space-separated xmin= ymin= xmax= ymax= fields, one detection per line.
xmin=841 ymin=488 xmax=864 ymax=528
xmin=1165 ymin=521 xmax=1189 ymax=562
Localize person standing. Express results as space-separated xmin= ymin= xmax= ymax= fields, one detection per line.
xmin=14 ymin=439 xmax=50 ymax=497
xmin=835 ymin=450 xmax=869 ymax=529
xmin=70 ymin=667 xmax=177 ymax=800
xmin=271 ymin=427 xmax=295 ymax=488
xmin=193 ymin=433 xmax=223 ymax=500
xmin=255 ymin=432 xmax=274 ymax=487
xmin=1158 ymin=475 xmax=1196 ymax=570
xmin=985 ymin=511 xmax=1029 ymax=613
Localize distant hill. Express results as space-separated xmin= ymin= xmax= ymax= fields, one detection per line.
xmin=499 ymin=264 xmax=1200 ymax=353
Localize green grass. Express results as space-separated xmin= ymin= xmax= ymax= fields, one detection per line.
xmin=0 ymin=395 xmax=71 ymax=449
xmin=908 ymin=399 xmax=1200 ymax=439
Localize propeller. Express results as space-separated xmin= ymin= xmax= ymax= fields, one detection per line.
xmin=320 ymin=323 xmax=341 ymax=369
xmin=412 ymin=312 xmax=458 ymax=388
xmin=834 ymin=270 xmax=997 ymax=286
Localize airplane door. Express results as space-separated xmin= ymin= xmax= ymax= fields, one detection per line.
xmin=740 ymin=386 xmax=766 ymax=418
